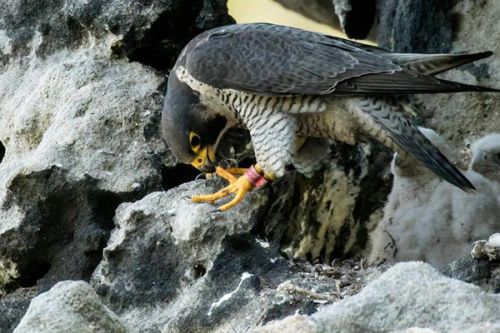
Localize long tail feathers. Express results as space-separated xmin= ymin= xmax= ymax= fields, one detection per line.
xmin=387 ymin=51 xmax=493 ymax=76
xmin=336 ymin=70 xmax=500 ymax=95
xmin=336 ymin=51 xmax=499 ymax=95
xmin=356 ymin=98 xmax=476 ymax=192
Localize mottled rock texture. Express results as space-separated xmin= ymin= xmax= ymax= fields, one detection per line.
xmin=377 ymin=0 xmax=500 ymax=145
xmin=14 ymin=281 xmax=127 ymax=333
xmin=255 ymin=262 xmax=500 ymax=333
xmin=266 ymin=142 xmax=391 ymax=262
xmin=90 ymin=181 xmax=373 ymax=332
xmin=444 ymin=257 xmax=500 ymax=293
xmin=91 ymin=180 xmax=274 ymax=332
xmin=0 ymin=0 xmax=233 ymax=330
xmin=0 ymin=288 xmax=35 ymax=333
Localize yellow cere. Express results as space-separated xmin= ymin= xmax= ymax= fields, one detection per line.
xmin=191 ymin=149 xmax=207 ymax=169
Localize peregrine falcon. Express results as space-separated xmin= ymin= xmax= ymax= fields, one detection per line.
xmin=162 ymin=23 xmax=499 ymax=210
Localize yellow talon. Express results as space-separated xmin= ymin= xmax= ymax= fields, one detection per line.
xmin=191 ymin=166 xmax=255 ymax=210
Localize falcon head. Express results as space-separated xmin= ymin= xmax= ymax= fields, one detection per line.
xmin=162 ymin=72 xmax=227 ymax=171
xmin=470 ymin=133 xmax=500 ymax=181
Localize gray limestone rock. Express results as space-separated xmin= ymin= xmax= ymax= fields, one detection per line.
xmin=0 ymin=39 xmax=166 ymax=292
xmin=266 ymin=142 xmax=392 ymax=263
xmin=14 ymin=281 xmax=127 ymax=333
xmin=377 ymin=0 xmax=455 ymax=53
xmin=377 ymin=0 xmax=500 ymax=144
xmin=90 ymin=180 xmax=377 ymax=332
xmin=0 ymin=288 xmax=36 ymax=333
xmin=92 ymin=181 xmax=289 ymax=332
xmin=0 ymin=0 xmax=233 ymax=329
xmin=254 ymin=262 xmax=500 ymax=333
xmin=443 ymin=257 xmax=500 ymax=293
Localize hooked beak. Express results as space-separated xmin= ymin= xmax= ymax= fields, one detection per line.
xmin=191 ymin=120 xmax=235 ymax=171
xmin=191 ymin=145 xmax=216 ymax=171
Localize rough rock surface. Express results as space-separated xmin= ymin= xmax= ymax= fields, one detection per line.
xmin=444 ymin=257 xmax=500 ymax=293
xmin=90 ymin=181 xmax=376 ymax=332
xmin=254 ymin=262 xmax=500 ymax=333
xmin=91 ymin=180 xmax=272 ymax=332
xmin=266 ymin=142 xmax=392 ymax=262
xmin=377 ymin=0 xmax=500 ymax=145
xmin=0 ymin=0 xmax=233 ymax=330
xmin=14 ymin=281 xmax=127 ymax=333
xmin=0 ymin=288 xmax=36 ymax=333
xmin=0 ymin=36 xmax=165 ymax=293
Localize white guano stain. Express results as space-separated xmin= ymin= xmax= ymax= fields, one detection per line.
xmin=207 ymin=272 xmax=253 ymax=316
xmin=255 ymin=238 xmax=270 ymax=248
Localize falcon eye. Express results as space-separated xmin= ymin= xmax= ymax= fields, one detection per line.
xmin=189 ymin=132 xmax=201 ymax=152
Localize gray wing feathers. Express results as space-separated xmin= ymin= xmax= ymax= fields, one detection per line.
xmin=359 ymin=99 xmax=475 ymax=192
xmin=183 ymin=23 xmax=498 ymax=96
xmin=185 ymin=23 xmax=399 ymax=95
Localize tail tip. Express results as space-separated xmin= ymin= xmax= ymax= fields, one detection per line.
xmin=463 ymin=183 xmax=477 ymax=194
xmin=477 ymin=50 xmax=494 ymax=58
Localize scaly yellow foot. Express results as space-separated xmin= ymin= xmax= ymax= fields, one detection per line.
xmin=192 ymin=166 xmax=267 ymax=211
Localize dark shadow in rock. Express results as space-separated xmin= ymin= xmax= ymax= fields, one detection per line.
xmin=350 ymin=144 xmax=393 ymax=255
xmin=193 ymin=263 xmax=207 ymax=279
xmin=0 ymin=141 xmax=5 ymax=163
xmin=162 ymin=164 xmax=200 ymax=190
xmin=338 ymin=0 xmax=377 ymax=40
xmin=116 ymin=0 xmax=235 ymax=71
xmin=1 ymin=167 xmax=133 ymax=293
xmin=209 ymin=235 xmax=290 ymax=283
xmin=16 ymin=261 xmax=51 ymax=288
